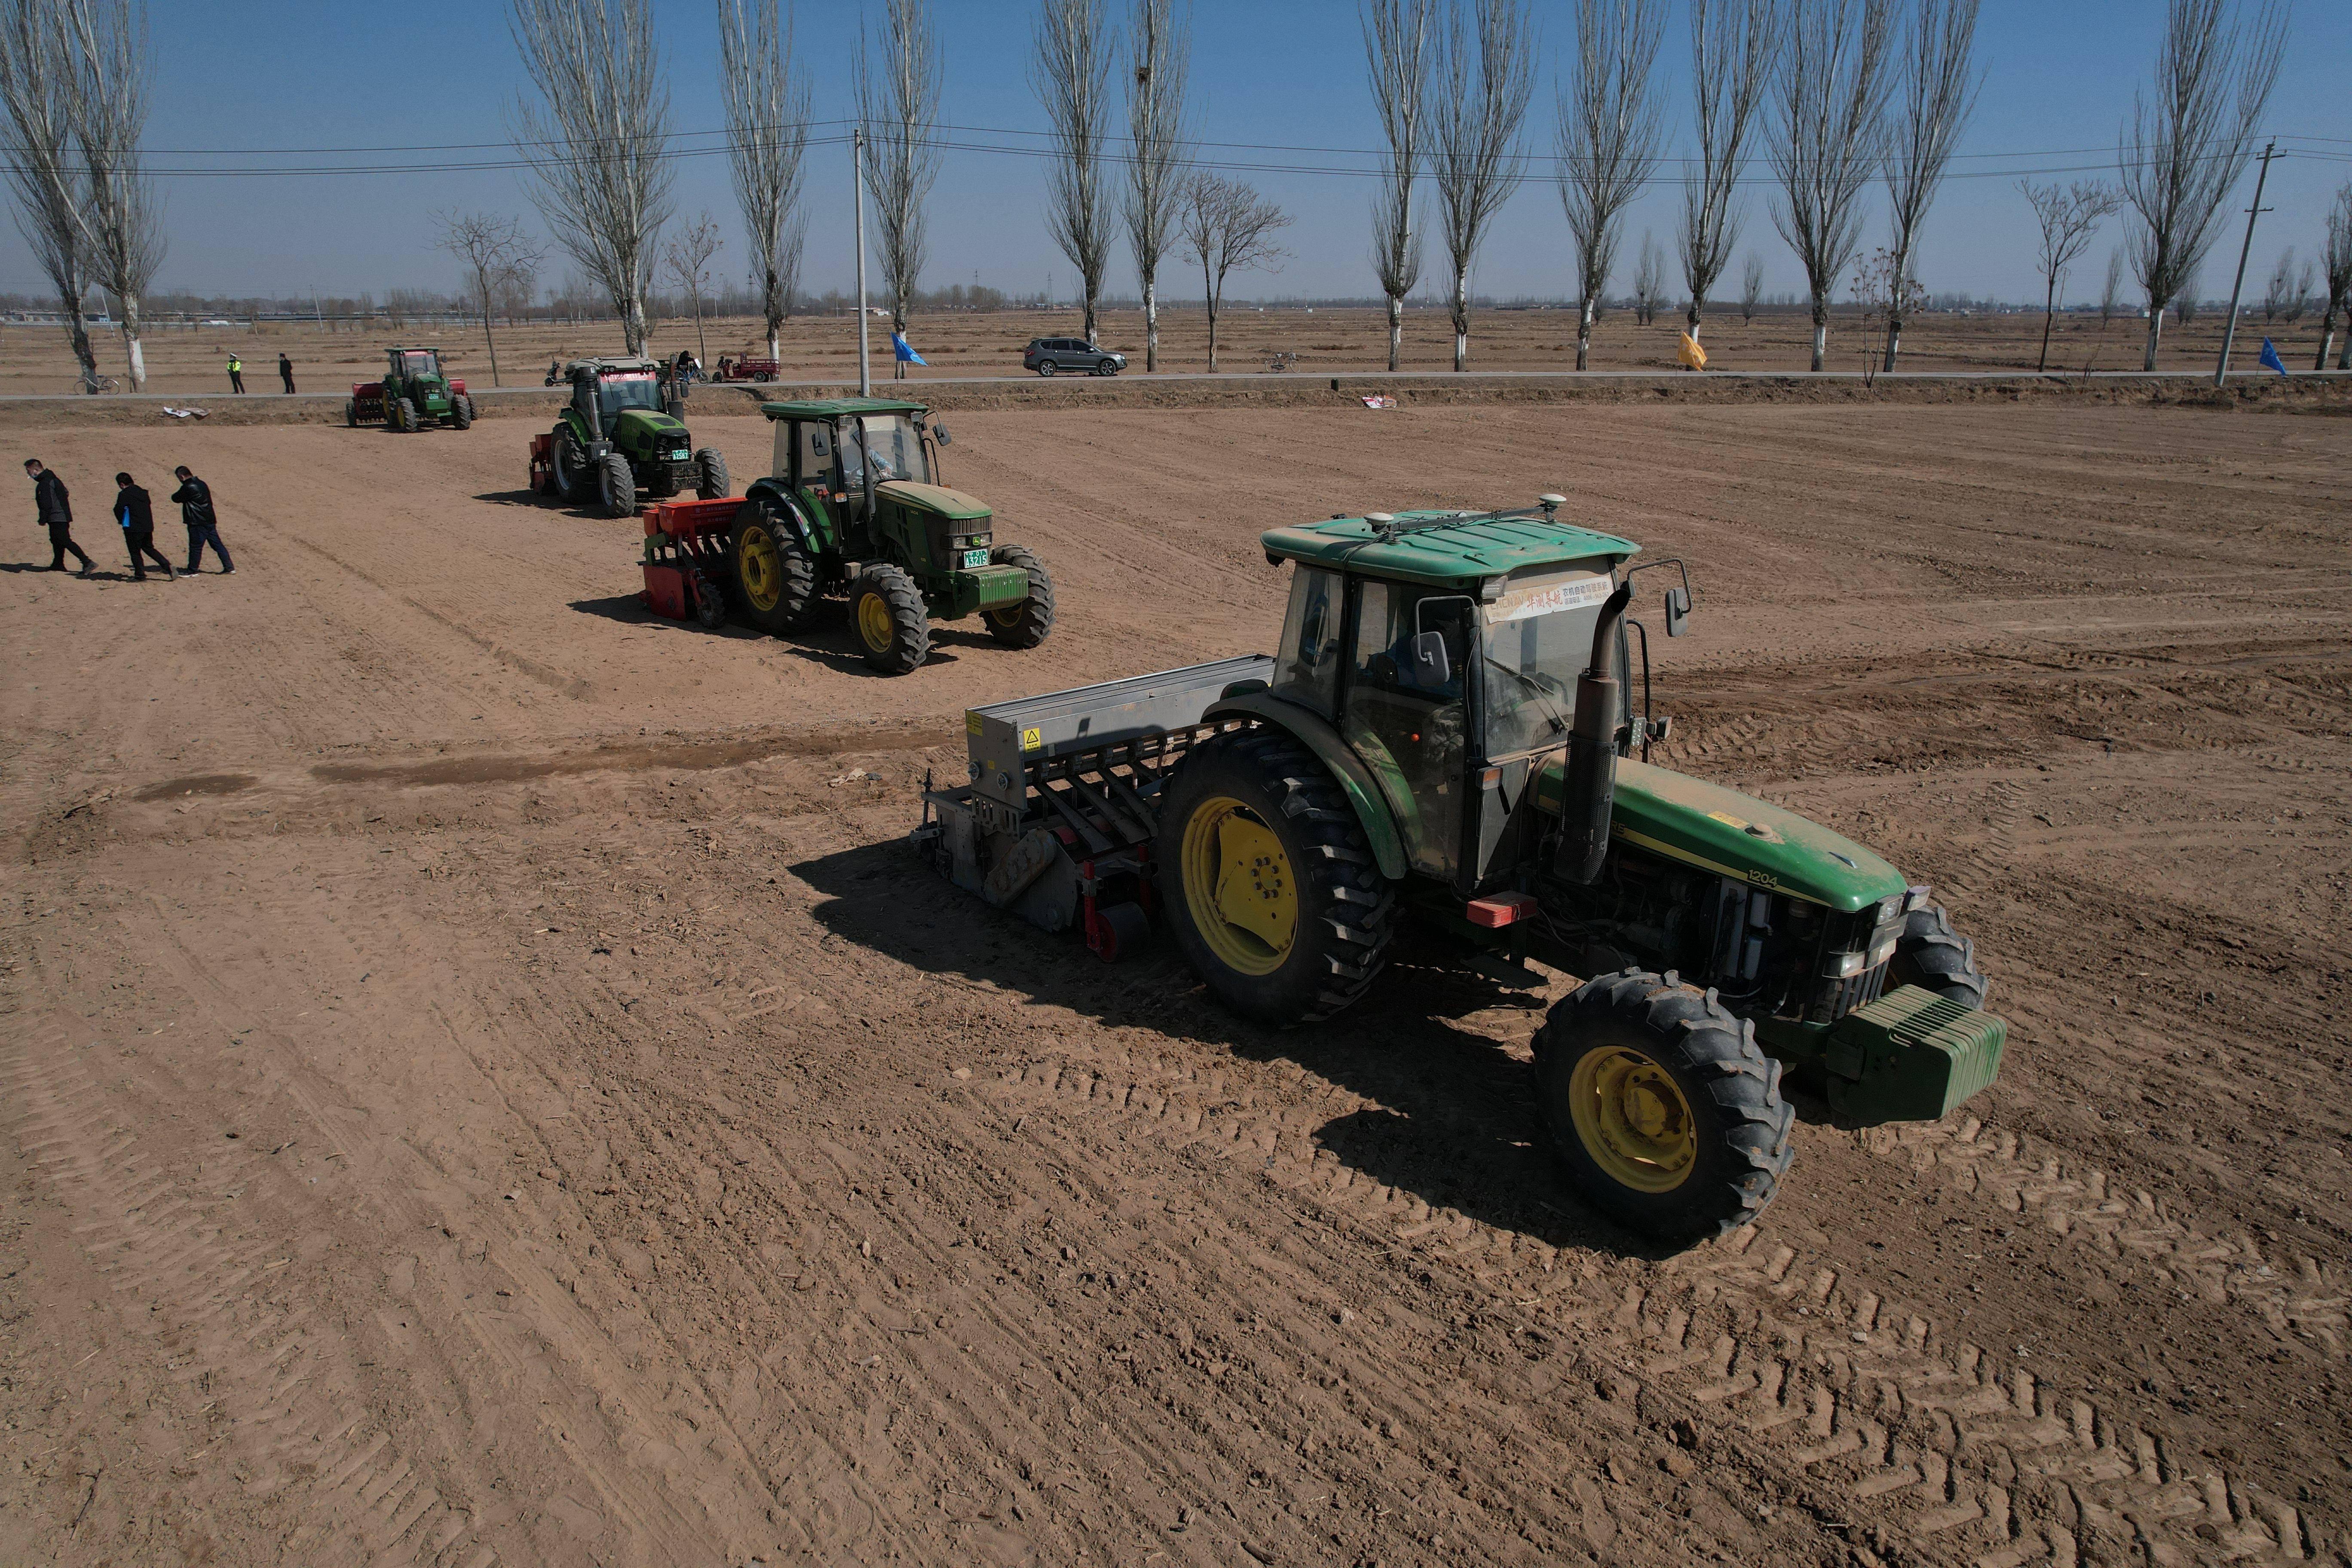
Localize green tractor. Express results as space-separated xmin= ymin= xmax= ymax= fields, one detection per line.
xmin=917 ymin=497 xmax=2004 ymax=1240
xmin=349 ymin=346 xmax=473 ymax=432
xmin=727 ymin=398 xmax=1054 ymax=674
xmin=538 ymin=357 xmax=729 ymax=518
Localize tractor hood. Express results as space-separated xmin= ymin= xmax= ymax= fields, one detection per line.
xmin=1537 ymin=758 xmax=1905 ymax=912
xmin=612 ymin=407 xmax=689 ymax=440
xmin=878 ymin=480 xmax=992 ymax=521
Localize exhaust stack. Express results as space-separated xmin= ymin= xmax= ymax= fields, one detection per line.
xmin=1553 ymin=582 xmax=1633 ymax=885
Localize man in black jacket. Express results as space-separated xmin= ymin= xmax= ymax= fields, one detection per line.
xmin=279 ymin=353 xmax=295 ymax=394
xmin=170 ymin=465 xmax=236 ymax=575
xmin=114 ymin=472 xmax=175 ymax=581
xmin=24 ymin=459 xmax=95 ymax=575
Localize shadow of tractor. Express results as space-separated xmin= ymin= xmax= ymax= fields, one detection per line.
xmin=789 ymin=835 xmax=1682 ymax=1261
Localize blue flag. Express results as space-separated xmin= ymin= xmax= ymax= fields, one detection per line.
xmin=2258 ymin=337 xmax=2287 ymax=376
xmin=892 ymin=330 xmax=928 ymax=366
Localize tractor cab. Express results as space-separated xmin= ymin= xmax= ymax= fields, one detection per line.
xmin=768 ymin=398 xmax=946 ymax=529
xmin=389 ymin=347 xmax=443 ymax=383
xmin=569 ymin=359 xmax=665 ymax=437
xmin=1259 ymin=499 xmax=1680 ymax=896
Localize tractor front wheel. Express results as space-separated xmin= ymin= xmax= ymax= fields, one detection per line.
xmin=849 ymin=563 xmax=931 ymax=674
xmin=1157 ymin=728 xmax=1396 ymax=1024
xmin=1889 ymin=903 xmax=1990 ymax=1010
xmin=450 ymin=394 xmax=475 ymax=429
xmin=597 ymin=452 xmax=637 ymax=518
xmin=394 ymin=396 xmax=419 ymax=433
xmin=729 ymin=502 xmax=817 ymax=632
xmin=1534 ymin=969 xmax=1794 ymax=1241
xmin=695 ymin=447 xmax=730 ymax=499
xmin=983 ymin=543 xmax=1055 ymax=648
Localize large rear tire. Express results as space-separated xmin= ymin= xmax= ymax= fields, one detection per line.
xmin=1889 ymin=903 xmax=1991 ymax=1009
xmin=1534 ymin=969 xmax=1794 ymax=1241
xmin=1156 ymin=728 xmax=1396 ymax=1025
xmin=849 ymin=562 xmax=931 ymax=674
xmin=695 ymin=447 xmax=730 ymax=499
xmin=597 ymin=451 xmax=637 ymax=518
xmin=982 ymin=543 xmax=1055 ymax=648
xmin=728 ymin=501 xmax=818 ymax=632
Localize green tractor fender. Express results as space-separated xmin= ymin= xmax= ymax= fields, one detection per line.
xmin=1201 ymin=692 xmax=1409 ymax=882
xmin=742 ymin=479 xmax=824 ymax=551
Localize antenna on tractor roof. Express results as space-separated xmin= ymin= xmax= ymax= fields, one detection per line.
xmin=1539 ymin=493 xmax=1565 ymax=517
xmin=1366 ymin=511 xmax=1398 ymax=541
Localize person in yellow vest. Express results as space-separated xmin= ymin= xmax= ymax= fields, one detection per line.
xmin=227 ymin=352 xmax=244 ymax=393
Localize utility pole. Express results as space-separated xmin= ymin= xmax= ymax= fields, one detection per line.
xmin=854 ymin=126 xmax=872 ymax=398
xmin=2214 ymin=140 xmax=2277 ymax=389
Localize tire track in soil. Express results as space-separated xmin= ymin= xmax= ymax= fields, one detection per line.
xmin=0 ymin=1019 xmax=499 ymax=1568
xmin=979 ymin=1053 xmax=2352 ymax=1566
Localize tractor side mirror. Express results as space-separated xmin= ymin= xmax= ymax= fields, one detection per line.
xmin=1665 ymin=585 xmax=1690 ymax=637
xmin=931 ymin=423 xmax=952 ymax=445
xmin=1409 ymin=630 xmax=1451 ymax=688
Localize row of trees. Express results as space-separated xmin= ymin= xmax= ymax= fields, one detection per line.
xmin=0 ymin=0 xmax=162 ymax=390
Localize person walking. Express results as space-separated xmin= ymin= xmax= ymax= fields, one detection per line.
xmin=278 ymin=353 xmax=295 ymax=394
xmin=24 ymin=458 xmax=95 ymax=576
xmin=227 ymin=352 xmax=245 ymax=393
xmin=170 ymin=465 xmax=235 ymax=575
xmin=113 ymin=472 xmax=175 ymax=581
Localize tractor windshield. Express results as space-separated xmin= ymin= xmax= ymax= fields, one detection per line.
xmin=839 ymin=415 xmax=931 ymax=488
xmin=396 ymin=351 xmax=439 ymax=380
xmin=1479 ymin=570 xmax=1615 ymax=761
xmin=599 ymin=372 xmax=662 ymax=419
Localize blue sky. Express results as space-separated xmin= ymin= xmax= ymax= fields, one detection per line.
xmin=4 ymin=0 xmax=2347 ymax=308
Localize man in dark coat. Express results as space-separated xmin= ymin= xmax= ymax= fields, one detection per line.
xmin=113 ymin=472 xmax=175 ymax=581
xmin=278 ymin=353 xmax=295 ymax=394
xmin=170 ymin=465 xmax=236 ymax=575
xmin=24 ymin=459 xmax=95 ymax=575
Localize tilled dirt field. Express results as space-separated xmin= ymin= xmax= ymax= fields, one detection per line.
xmin=2 ymin=399 xmax=2349 ymax=1567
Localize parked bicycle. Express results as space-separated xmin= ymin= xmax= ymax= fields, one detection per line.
xmin=78 ymin=368 xmax=121 ymax=394
xmin=1265 ymin=351 xmax=1301 ymax=374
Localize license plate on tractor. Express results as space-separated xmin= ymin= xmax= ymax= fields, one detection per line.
xmin=963 ymin=548 xmax=991 ymax=569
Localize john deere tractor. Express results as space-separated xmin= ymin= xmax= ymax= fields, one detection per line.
xmin=542 ymin=358 xmax=729 ymax=518
xmin=915 ymin=497 xmax=2004 ymax=1241
xmin=727 ymin=398 xmax=1054 ymax=674
xmin=349 ymin=346 xmax=473 ymax=432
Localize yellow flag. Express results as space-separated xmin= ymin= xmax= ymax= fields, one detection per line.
xmin=1678 ymin=331 xmax=1709 ymax=371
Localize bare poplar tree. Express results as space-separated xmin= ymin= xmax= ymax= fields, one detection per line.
xmin=1364 ymin=0 xmax=1433 ymax=371
xmin=718 ymin=0 xmax=809 ymax=366
xmin=1430 ymin=0 xmax=1537 ymax=371
xmin=2318 ymin=182 xmax=2351 ymax=371
xmin=1557 ymin=0 xmax=1663 ymax=369
xmin=0 ymin=0 xmax=96 ymax=389
xmin=1878 ymin=0 xmax=1979 ymax=371
xmin=59 ymin=0 xmax=162 ymax=390
xmin=1678 ymin=0 xmax=1774 ymax=345
xmin=1035 ymin=0 xmax=1115 ymax=345
xmin=2260 ymin=248 xmax=2292 ymax=321
xmin=663 ymin=212 xmax=723 ymax=365
xmin=2118 ymin=0 xmax=2285 ymax=371
xmin=2019 ymin=179 xmax=2118 ymax=370
xmin=1740 ymin=251 xmax=1764 ymax=323
xmin=511 ymin=0 xmax=673 ymax=355
xmin=1769 ymin=0 xmax=1893 ymax=371
xmin=1125 ymin=0 xmax=1189 ymax=373
xmin=858 ymin=0 xmax=941 ymax=380
xmin=1631 ymin=230 xmax=1664 ymax=324
xmin=1179 ymin=172 xmax=1290 ymax=372
xmin=2099 ymin=250 xmax=2124 ymax=328
xmin=436 ymin=210 xmax=545 ymax=386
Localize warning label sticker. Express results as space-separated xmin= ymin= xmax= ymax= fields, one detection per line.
xmin=1020 ymin=727 xmax=1043 ymax=751
xmin=1488 ymin=573 xmax=1614 ymax=624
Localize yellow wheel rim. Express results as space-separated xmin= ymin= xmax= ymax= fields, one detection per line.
xmin=1568 ymin=1046 xmax=1698 ymax=1193
xmin=738 ymin=524 xmax=782 ymax=613
xmin=987 ymin=603 xmax=1024 ymax=628
xmin=1179 ymin=795 xmax=1296 ymax=977
xmin=856 ymin=590 xmax=896 ymax=652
